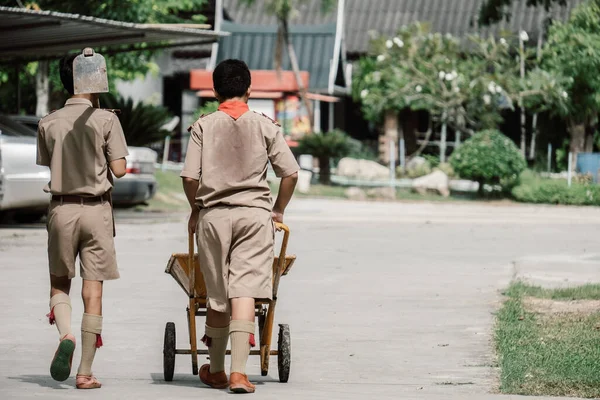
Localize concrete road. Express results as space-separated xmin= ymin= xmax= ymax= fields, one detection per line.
xmin=1 ymin=199 xmax=599 ymax=400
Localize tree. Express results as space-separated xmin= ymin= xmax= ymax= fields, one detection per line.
xmin=479 ymin=0 xmax=568 ymax=26
xmin=354 ymin=23 xmax=473 ymax=163
xmin=0 ymin=0 xmax=208 ymax=114
xmin=240 ymin=0 xmax=335 ymax=129
xmin=297 ymin=129 xmax=353 ymax=184
xmin=542 ymin=0 xmax=600 ymax=155
xmin=353 ymin=23 xmax=568 ymax=164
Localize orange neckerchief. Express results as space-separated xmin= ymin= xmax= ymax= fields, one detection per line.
xmin=218 ymin=100 xmax=249 ymax=120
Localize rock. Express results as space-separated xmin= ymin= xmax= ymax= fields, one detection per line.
xmin=412 ymin=170 xmax=450 ymax=197
xmin=337 ymin=158 xmax=390 ymax=181
xmin=366 ymin=187 xmax=396 ymax=200
xmin=449 ymin=179 xmax=479 ymax=193
xmin=345 ymin=187 xmax=367 ymax=201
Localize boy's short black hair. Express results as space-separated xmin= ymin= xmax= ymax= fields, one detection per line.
xmin=213 ymin=59 xmax=251 ymax=100
xmin=59 ymin=54 xmax=77 ymax=96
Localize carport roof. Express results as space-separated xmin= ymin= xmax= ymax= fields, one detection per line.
xmin=0 ymin=6 xmax=228 ymax=63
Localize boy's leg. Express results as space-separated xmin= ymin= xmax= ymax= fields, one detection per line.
xmin=196 ymin=208 xmax=232 ymax=388
xmin=76 ymin=279 xmax=103 ymax=389
xmin=230 ymin=298 xmax=255 ymax=375
xmin=49 ymin=275 xmax=73 ymax=339
xmin=75 ymin=201 xmax=119 ymax=389
xmin=200 ymin=309 xmax=230 ymax=388
xmin=47 ymin=202 xmax=78 ymax=382
xmin=227 ymin=208 xmax=274 ymax=393
xmin=49 ymin=275 xmax=76 ymax=382
xmin=204 ymin=309 xmax=230 ymax=374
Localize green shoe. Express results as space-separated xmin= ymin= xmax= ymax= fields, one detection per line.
xmin=50 ymin=335 xmax=76 ymax=382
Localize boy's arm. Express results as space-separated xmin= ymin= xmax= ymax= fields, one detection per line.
xmin=272 ymin=172 xmax=298 ymax=224
xmin=181 ymin=123 xmax=203 ymax=233
xmin=105 ymin=114 xmax=129 ymax=178
xmin=36 ymin=125 xmax=51 ymax=167
xmin=183 ymin=178 xmax=200 ymax=210
xmin=267 ymin=128 xmax=300 ymax=224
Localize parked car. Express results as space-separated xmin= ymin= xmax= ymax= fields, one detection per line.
xmin=8 ymin=114 xmax=158 ymax=207
xmin=112 ymin=146 xmax=158 ymax=205
xmin=0 ymin=115 xmax=51 ymax=222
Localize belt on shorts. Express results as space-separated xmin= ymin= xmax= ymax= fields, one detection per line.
xmin=51 ymin=193 xmax=110 ymax=204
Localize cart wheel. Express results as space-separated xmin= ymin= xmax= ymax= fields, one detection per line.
xmin=163 ymin=322 xmax=176 ymax=381
xmin=277 ymin=324 xmax=291 ymax=383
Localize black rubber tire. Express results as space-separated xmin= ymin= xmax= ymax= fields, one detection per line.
xmin=163 ymin=322 xmax=176 ymax=381
xmin=277 ymin=324 xmax=291 ymax=383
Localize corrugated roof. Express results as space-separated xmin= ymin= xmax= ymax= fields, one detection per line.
xmin=223 ymin=0 xmax=584 ymax=56
xmin=216 ymin=20 xmax=337 ymax=91
xmin=0 ymin=6 xmax=227 ymax=63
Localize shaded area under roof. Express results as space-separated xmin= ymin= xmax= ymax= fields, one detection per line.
xmin=223 ymin=0 xmax=583 ymax=57
xmin=216 ymin=20 xmax=337 ymax=92
xmin=0 ymin=6 xmax=228 ymax=63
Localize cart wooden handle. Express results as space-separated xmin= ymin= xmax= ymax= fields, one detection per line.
xmin=188 ymin=232 xmax=195 ymax=298
xmin=273 ymin=222 xmax=290 ymax=299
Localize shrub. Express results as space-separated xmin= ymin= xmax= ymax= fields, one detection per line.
xmin=512 ymin=171 xmax=600 ymax=206
xmin=437 ymin=162 xmax=455 ymax=177
xmin=347 ymin=138 xmax=377 ymax=161
xmin=450 ymin=130 xmax=526 ymax=195
xmin=99 ymin=93 xmax=172 ymax=147
xmin=398 ymin=161 xmax=432 ymax=179
xmin=297 ymin=130 xmax=354 ymax=185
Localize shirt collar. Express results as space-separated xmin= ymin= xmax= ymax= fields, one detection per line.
xmin=65 ymin=98 xmax=93 ymax=107
xmin=218 ymin=100 xmax=249 ymax=120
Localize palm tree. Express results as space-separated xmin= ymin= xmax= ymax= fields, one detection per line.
xmin=241 ymin=0 xmax=335 ymax=128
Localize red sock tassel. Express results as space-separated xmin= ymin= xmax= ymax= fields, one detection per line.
xmin=95 ymin=334 xmax=103 ymax=349
xmin=201 ymin=334 xmax=212 ymax=347
xmin=46 ymin=309 xmax=55 ymax=325
xmin=249 ymin=334 xmax=256 ymax=348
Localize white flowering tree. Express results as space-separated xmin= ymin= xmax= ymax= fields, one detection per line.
xmin=353 ymin=23 xmax=475 ymax=163
xmin=354 ymin=22 xmax=569 ymax=164
xmin=468 ymin=33 xmax=570 ymax=156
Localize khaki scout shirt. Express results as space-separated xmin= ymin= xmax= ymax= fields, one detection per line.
xmin=181 ymin=107 xmax=299 ymax=211
xmin=36 ymin=98 xmax=129 ymax=196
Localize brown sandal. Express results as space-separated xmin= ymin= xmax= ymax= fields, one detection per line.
xmin=76 ymin=375 xmax=102 ymax=389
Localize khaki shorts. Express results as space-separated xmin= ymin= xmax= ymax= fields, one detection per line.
xmin=196 ymin=206 xmax=274 ymax=313
xmin=47 ymin=201 xmax=119 ymax=281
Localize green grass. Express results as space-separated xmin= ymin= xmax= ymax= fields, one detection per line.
xmin=496 ymin=282 xmax=600 ymax=398
xmin=135 ymin=170 xmax=189 ymax=212
xmin=505 ymin=281 xmax=600 ymax=301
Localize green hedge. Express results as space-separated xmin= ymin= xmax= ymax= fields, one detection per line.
xmin=512 ymin=172 xmax=600 ymax=206
xmin=450 ymin=130 xmax=526 ymax=192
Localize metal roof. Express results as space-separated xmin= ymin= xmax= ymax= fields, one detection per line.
xmin=223 ymin=0 xmax=583 ymax=57
xmin=216 ymin=20 xmax=337 ymax=92
xmin=0 ymin=6 xmax=228 ymax=63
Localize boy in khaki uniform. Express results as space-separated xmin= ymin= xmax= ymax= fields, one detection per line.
xmin=37 ymin=52 xmax=128 ymax=389
xmin=181 ymin=59 xmax=299 ymax=393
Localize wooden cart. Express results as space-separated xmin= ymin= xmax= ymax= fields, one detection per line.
xmin=163 ymin=223 xmax=296 ymax=382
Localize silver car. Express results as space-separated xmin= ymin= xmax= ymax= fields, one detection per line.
xmin=8 ymin=115 xmax=158 ymax=207
xmin=0 ymin=116 xmax=51 ymax=221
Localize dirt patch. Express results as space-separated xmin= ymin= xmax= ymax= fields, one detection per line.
xmin=524 ymin=296 xmax=600 ymax=315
